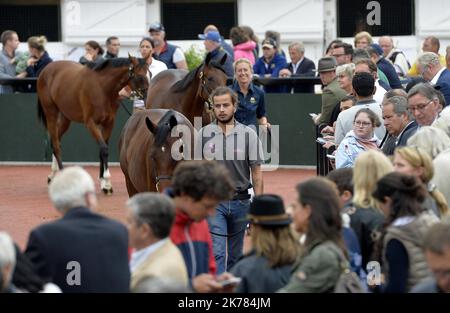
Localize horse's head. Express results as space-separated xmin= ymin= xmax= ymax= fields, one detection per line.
xmin=145 ymin=110 xmax=192 ymax=192
xmin=128 ymin=54 xmax=150 ymax=100
xmin=198 ymin=52 xmax=228 ymax=108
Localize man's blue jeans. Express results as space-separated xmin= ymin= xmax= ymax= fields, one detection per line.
xmin=208 ymin=199 xmax=251 ymax=274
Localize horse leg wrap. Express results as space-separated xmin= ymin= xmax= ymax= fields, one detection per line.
xmin=48 ymin=155 xmax=59 ymax=183
xmin=100 ymin=168 xmax=113 ymax=195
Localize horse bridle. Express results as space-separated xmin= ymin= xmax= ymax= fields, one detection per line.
xmin=199 ymin=70 xmax=214 ymax=111
xmin=151 ymin=156 xmax=172 ymax=192
xmin=128 ymin=64 xmax=147 ymax=100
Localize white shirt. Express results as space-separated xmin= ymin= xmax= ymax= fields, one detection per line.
xmin=291 ymin=57 xmax=304 ymax=74
xmin=173 ymin=47 xmax=186 ymax=63
xmin=431 ymin=67 xmax=446 ymax=85
xmin=129 ymin=238 xmax=168 ymax=272
xmin=149 ymin=58 xmax=168 ymax=80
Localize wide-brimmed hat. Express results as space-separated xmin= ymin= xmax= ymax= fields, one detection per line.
xmin=247 ymin=194 xmax=292 ymax=226
xmin=316 ymin=56 xmax=337 ymax=73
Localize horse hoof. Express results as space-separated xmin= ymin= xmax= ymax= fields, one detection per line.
xmin=102 ymin=188 xmax=113 ymax=196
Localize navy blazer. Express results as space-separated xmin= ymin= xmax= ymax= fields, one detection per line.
xmin=397 ymin=121 xmax=418 ymax=147
xmin=286 ymin=57 xmax=316 ymax=93
xmin=435 ymin=68 xmax=450 ymax=107
xmin=25 ymin=207 xmax=130 ymax=293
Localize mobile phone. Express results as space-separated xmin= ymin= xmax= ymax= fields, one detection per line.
xmin=316 ymin=137 xmax=327 ymax=145
xmin=219 ymin=277 xmax=242 ymax=287
xmin=326 ymin=154 xmax=336 ymax=160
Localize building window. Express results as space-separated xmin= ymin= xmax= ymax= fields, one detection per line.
xmin=161 ymin=0 xmax=237 ymax=40
xmin=0 ymin=0 xmax=60 ymax=42
xmin=337 ymin=0 xmax=414 ymax=37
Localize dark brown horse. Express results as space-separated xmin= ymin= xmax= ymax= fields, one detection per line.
xmin=119 ymin=109 xmax=195 ymax=196
xmin=37 ymin=55 xmax=149 ymax=194
xmin=145 ymin=52 xmax=228 ymax=126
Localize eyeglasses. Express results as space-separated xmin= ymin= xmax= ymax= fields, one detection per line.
xmin=354 ymin=121 xmax=372 ymax=127
xmin=408 ymin=100 xmax=433 ymax=113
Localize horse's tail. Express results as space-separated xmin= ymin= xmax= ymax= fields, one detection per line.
xmin=37 ymin=96 xmax=47 ymax=129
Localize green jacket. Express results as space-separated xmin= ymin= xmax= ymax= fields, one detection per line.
xmin=278 ymin=240 xmax=342 ymax=293
xmin=318 ymin=78 xmax=347 ymax=125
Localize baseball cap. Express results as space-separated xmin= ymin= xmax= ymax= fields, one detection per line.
xmin=198 ymin=31 xmax=221 ymax=43
xmin=262 ymin=38 xmax=276 ymax=49
xmin=149 ymin=22 xmax=165 ymax=32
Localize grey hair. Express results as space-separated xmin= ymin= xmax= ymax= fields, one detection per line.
xmin=382 ymin=95 xmax=412 ymax=120
xmin=133 ymin=276 xmax=191 ymax=293
xmin=48 ymin=166 xmax=95 ymax=213
xmin=126 ymin=192 xmax=175 ymax=239
xmin=383 ymin=89 xmax=408 ymax=101
xmin=352 ymin=48 xmax=371 ymax=63
xmin=336 ymin=63 xmax=355 ymax=79
xmin=417 ymin=52 xmax=441 ymax=68
xmin=407 ymin=126 xmax=450 ymax=159
xmin=288 ymin=41 xmax=305 ymax=53
xmin=407 ymin=82 xmax=438 ymax=101
xmin=0 ymin=232 xmax=16 ymax=286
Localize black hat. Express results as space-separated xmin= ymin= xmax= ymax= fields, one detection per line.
xmin=247 ymin=194 xmax=292 ymax=226
xmin=149 ymin=22 xmax=165 ymax=32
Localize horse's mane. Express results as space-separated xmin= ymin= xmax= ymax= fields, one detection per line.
xmin=154 ymin=110 xmax=177 ymax=147
xmin=170 ymin=61 xmax=226 ymax=93
xmin=86 ymin=57 xmax=146 ymax=71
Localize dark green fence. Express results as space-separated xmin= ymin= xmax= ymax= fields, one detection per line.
xmin=0 ymin=93 xmax=321 ymax=166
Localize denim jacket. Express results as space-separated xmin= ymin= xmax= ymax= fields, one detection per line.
xmin=336 ymin=130 xmax=380 ymax=169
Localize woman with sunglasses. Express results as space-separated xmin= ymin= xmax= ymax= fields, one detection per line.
xmin=336 ymin=108 xmax=381 ymax=168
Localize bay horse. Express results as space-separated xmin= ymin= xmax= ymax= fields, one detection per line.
xmin=119 ymin=109 xmax=195 ymax=196
xmin=37 ymin=55 xmax=149 ymax=194
xmin=145 ymin=52 xmax=228 ymax=127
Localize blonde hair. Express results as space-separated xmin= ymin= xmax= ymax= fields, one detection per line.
xmin=233 ymin=58 xmax=253 ymax=73
xmin=27 ymin=35 xmax=47 ymax=52
xmin=251 ymin=225 xmax=300 ymax=267
xmin=354 ymin=31 xmax=373 ymax=47
xmin=395 ymin=146 xmax=448 ymax=215
xmin=336 ymin=63 xmax=355 ymax=79
xmin=407 ymin=126 xmax=450 ymax=159
xmin=353 ymin=150 xmax=393 ymax=210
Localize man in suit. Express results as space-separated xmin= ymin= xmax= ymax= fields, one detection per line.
xmin=127 ymin=192 xmax=188 ymax=292
xmin=418 ymin=52 xmax=450 ymax=107
xmin=381 ymin=95 xmax=417 ymax=154
xmin=25 ymin=166 xmax=130 ymax=293
xmin=279 ymin=41 xmax=316 ymax=93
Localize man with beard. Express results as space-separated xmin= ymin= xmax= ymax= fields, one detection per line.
xmin=196 ymin=86 xmax=264 ymax=274
xmin=148 ymin=22 xmax=187 ymax=70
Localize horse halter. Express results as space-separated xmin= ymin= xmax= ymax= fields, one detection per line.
xmin=151 ymin=156 xmax=172 ymax=192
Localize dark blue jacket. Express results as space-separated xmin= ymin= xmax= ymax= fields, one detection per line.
xmin=377 ymin=58 xmax=403 ymax=89
xmin=25 ymin=207 xmax=130 ymax=293
xmin=221 ymin=38 xmax=235 ymax=64
xmin=231 ymin=80 xmax=266 ymax=129
xmin=285 ymin=57 xmax=316 ymax=93
xmin=435 ymin=68 xmax=450 ymax=107
xmin=153 ymin=42 xmax=179 ymax=69
xmin=25 ymin=51 xmax=52 ymax=78
xmin=253 ymin=53 xmax=287 ymax=93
